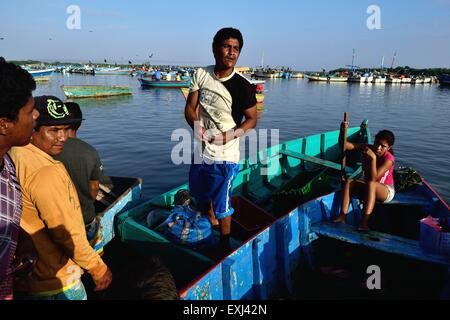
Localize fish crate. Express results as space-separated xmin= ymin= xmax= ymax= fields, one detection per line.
xmin=419 ymin=216 xmax=450 ymax=256
xmin=231 ymin=196 xmax=276 ymax=241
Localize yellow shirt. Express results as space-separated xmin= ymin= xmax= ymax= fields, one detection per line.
xmin=10 ymin=144 xmax=107 ymax=294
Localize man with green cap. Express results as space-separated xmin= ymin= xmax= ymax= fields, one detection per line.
xmin=10 ymin=95 xmax=112 ymax=300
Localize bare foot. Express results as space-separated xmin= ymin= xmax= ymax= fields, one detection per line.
xmin=332 ymin=214 xmax=347 ymax=224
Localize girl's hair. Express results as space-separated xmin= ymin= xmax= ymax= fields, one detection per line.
xmin=375 ymin=129 xmax=395 ymax=154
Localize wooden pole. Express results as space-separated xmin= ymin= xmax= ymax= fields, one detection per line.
xmin=341 ymin=112 xmax=349 ymax=182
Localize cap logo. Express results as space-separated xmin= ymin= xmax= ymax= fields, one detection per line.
xmin=47 ymin=99 xmax=69 ymax=119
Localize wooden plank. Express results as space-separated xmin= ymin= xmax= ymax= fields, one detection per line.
xmin=311 ymin=222 xmax=450 ymax=266
xmin=279 ymin=149 xmax=354 ymax=173
xmin=387 ymin=191 xmax=431 ymax=206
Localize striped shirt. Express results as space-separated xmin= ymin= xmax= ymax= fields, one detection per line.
xmin=0 ymin=153 xmax=22 ymax=300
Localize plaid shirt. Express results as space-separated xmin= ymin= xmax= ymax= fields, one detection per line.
xmin=0 ymin=153 xmax=22 ymax=300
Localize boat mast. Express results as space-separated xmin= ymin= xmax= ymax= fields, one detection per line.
xmin=390 ymin=51 xmax=397 ymax=70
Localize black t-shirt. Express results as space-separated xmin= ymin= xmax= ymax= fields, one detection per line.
xmin=221 ymin=73 xmax=257 ymax=127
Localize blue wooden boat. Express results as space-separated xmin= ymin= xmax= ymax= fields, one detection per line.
xmin=28 ymin=68 xmax=55 ymax=81
xmin=116 ymin=121 xmax=381 ymax=299
xmin=95 ymin=176 xmax=142 ymax=246
xmin=139 ymin=77 xmax=190 ymax=88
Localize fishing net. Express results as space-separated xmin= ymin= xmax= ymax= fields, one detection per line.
xmin=393 ymin=167 xmax=423 ymax=192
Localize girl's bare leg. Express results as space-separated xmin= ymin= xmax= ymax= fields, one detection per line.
xmin=358 ymin=181 xmax=390 ymax=231
xmin=333 ymin=180 xmax=366 ymax=223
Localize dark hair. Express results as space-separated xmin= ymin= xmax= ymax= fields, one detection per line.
xmin=375 ymin=129 xmax=395 ymax=154
xmin=65 ymin=102 xmax=83 ymax=131
xmin=212 ymin=27 xmax=244 ymax=53
xmin=0 ymin=57 xmax=36 ymax=121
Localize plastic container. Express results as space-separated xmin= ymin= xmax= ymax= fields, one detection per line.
xmin=419 ymin=216 xmax=450 ymax=256
xmin=230 ymin=196 xmax=276 ymax=241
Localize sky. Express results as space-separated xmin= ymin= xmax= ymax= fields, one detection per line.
xmin=1 ymin=0 xmax=449 ymax=70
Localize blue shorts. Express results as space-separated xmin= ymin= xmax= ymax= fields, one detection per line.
xmin=189 ymin=161 xmax=240 ymax=220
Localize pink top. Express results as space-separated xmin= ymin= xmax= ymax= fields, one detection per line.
xmin=362 ymin=150 xmax=395 ymax=186
xmin=377 ymin=150 xmax=395 ymax=185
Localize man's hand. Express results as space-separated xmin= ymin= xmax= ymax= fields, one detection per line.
xmin=210 ymin=130 xmax=235 ymax=145
xmin=93 ymin=267 xmax=112 ymax=291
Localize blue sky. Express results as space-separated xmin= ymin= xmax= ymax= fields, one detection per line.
xmin=1 ymin=0 xmax=449 ymax=70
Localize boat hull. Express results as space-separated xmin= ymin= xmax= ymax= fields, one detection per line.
xmin=117 ymin=123 xmax=372 ymax=299
xmin=139 ymin=78 xmax=190 ymax=88
xmin=306 ymin=75 xmax=348 ymax=82
xmin=169 ymin=178 xmax=448 ymax=299
xmin=96 ymin=176 xmax=142 ymax=246
xmin=29 ymin=68 xmax=54 ymax=81
xmin=61 ymin=85 xmax=132 ymax=99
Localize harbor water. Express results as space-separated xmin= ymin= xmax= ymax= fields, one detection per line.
xmin=35 ymin=73 xmax=450 ymax=203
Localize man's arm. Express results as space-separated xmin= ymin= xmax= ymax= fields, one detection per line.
xmin=29 ymin=167 xmax=111 ymax=289
xmin=235 ymin=105 xmax=257 ymax=137
xmin=184 ymin=90 xmax=200 ymax=129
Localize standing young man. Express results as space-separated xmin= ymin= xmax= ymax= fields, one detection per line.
xmin=0 ymin=58 xmax=39 ymax=300
xmin=184 ymin=28 xmax=257 ymax=252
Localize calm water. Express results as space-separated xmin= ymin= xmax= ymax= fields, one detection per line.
xmin=35 ymin=74 xmax=450 ymax=203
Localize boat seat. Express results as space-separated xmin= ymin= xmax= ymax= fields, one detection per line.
xmin=384 ymin=190 xmax=432 ymax=206
xmin=311 ymin=222 xmax=450 ymax=266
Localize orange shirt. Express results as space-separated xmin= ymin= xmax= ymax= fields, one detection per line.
xmin=9 ymin=144 xmax=107 ymax=294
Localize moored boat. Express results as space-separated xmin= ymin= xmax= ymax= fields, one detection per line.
xmin=95 ymin=67 xmax=132 ymax=75
xmin=291 ymin=72 xmax=305 ymax=78
xmin=116 ymin=121 xmax=372 ymax=299
xmin=401 ymin=77 xmax=412 ymax=84
xmin=28 ymin=68 xmax=55 ymax=81
xmin=61 ymin=85 xmax=132 ymax=99
xmin=95 ymin=176 xmax=142 ymax=246
xmin=306 ymin=74 xmax=348 ymax=82
xmin=139 ymin=77 xmax=190 ymax=88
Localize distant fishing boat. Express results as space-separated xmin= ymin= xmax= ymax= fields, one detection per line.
xmin=139 ymin=77 xmax=190 ymax=88
xmin=423 ymin=77 xmax=432 ymax=84
xmin=61 ymin=85 xmax=132 ymax=99
xmin=95 ymin=67 xmax=132 ymax=75
xmin=386 ymin=75 xmax=402 ymax=84
xmin=291 ymin=72 xmax=305 ymax=78
xmin=372 ymin=75 xmax=387 ymax=83
xmin=401 ymin=76 xmax=412 ymax=84
xmin=306 ymin=74 xmax=348 ymax=82
xmin=28 ymin=68 xmax=55 ymax=81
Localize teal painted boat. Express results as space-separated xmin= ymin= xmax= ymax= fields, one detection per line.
xmin=95 ymin=176 xmax=142 ymax=246
xmin=116 ymin=121 xmax=374 ymax=299
xmin=139 ymin=77 xmax=190 ymax=88
xmin=61 ymin=85 xmax=132 ymax=99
